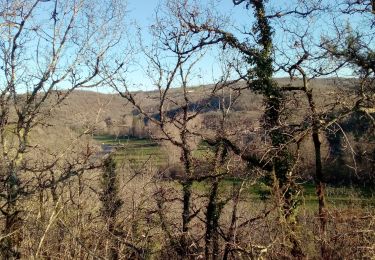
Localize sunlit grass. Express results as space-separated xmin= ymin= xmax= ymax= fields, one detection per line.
xmin=94 ymin=135 xmax=374 ymax=208
xmin=94 ymin=135 xmax=168 ymax=166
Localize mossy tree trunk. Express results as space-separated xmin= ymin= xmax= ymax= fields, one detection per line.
xmin=100 ymin=155 xmax=123 ymax=260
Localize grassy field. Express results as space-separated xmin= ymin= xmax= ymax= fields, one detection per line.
xmin=94 ymin=134 xmax=168 ymax=167
xmin=188 ymin=178 xmax=374 ymax=208
xmin=94 ymin=135 xmax=374 ymax=208
xmin=94 ymin=135 xmax=215 ymax=166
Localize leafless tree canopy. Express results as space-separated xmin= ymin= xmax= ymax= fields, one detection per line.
xmin=0 ymin=0 xmax=373 ymax=259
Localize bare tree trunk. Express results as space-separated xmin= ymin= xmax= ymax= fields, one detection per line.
xmin=179 ymin=136 xmax=195 ymax=256
xmin=205 ymin=142 xmax=225 ymax=260
xmin=302 ymin=72 xmax=328 ymax=259
xmin=1 ymin=170 xmax=22 ymax=259
xmin=312 ymin=129 xmax=328 ymax=258
xmin=180 ymin=179 xmax=192 ymax=256
xmin=100 ymin=155 xmax=123 ymax=260
xmin=205 ymin=178 xmax=219 ymax=260
xmin=223 ymin=183 xmax=241 ymax=260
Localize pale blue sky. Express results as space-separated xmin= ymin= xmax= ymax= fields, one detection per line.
xmin=121 ymin=0 xmax=252 ymax=92
xmin=118 ymin=0 xmax=373 ymax=93
xmin=2 ymin=0 xmax=372 ymax=94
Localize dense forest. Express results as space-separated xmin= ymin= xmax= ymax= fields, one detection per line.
xmin=0 ymin=0 xmax=374 ymax=259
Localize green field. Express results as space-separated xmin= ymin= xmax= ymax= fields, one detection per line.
xmin=94 ymin=135 xmax=374 ymax=207
xmin=94 ymin=135 xmax=169 ymax=167
xmin=188 ymin=179 xmax=374 ymax=208
xmin=94 ymin=135 xmax=215 ymax=167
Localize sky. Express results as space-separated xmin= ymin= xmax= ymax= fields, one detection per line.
xmin=127 ymin=0 xmax=246 ymax=27
xmin=2 ymin=0 xmax=373 ymax=94
xmin=121 ymin=0 xmax=252 ymax=92
xmin=118 ymin=0 xmax=374 ymax=93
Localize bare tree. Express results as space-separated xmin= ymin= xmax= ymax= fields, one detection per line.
xmin=165 ymin=0 xmax=309 ymax=256
xmin=0 ymin=0 xmax=126 ymax=257
xmin=276 ymin=1 xmax=374 ymax=256
xmin=111 ymin=4 xmax=217 ymax=255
